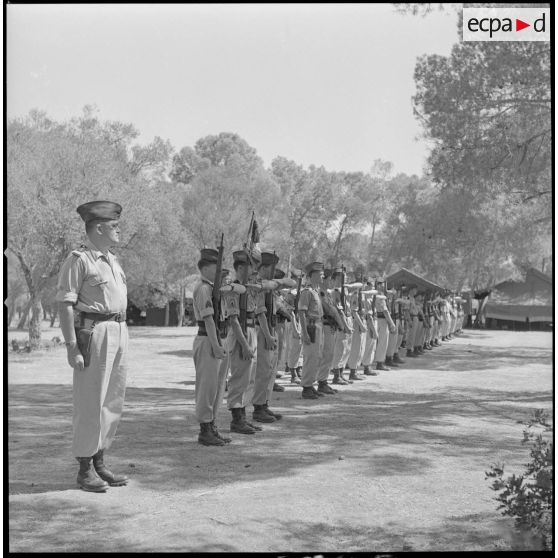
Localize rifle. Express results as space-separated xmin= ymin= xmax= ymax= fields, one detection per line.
xmin=340 ymin=264 xmax=346 ymax=313
xmin=265 ymin=251 xmax=277 ymax=332
xmin=212 ymin=233 xmax=225 ymax=343
xmin=239 ymin=211 xmax=256 ymax=336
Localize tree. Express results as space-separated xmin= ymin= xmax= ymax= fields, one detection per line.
xmin=7 ymin=107 xmax=174 ymax=348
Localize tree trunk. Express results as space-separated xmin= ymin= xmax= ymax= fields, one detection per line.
xmin=164 ymin=301 xmax=170 ymax=327
xmin=8 ymin=304 xmax=15 ymax=327
xmin=50 ymin=307 xmax=58 ymax=328
xmin=28 ymin=294 xmax=43 ymax=350
xmin=17 ymin=299 xmax=32 ymax=329
xmin=177 ymin=285 xmax=185 ymax=327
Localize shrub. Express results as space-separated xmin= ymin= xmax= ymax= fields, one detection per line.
xmin=486 ymin=409 xmax=553 ymax=550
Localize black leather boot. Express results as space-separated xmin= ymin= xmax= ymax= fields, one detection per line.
xmin=242 ymin=407 xmax=263 ymax=431
xmin=302 ymin=386 xmax=319 ymax=399
xmin=253 ymin=404 xmax=276 ymax=423
xmin=92 ymin=450 xmax=128 ymax=486
xmin=198 ymin=422 xmax=226 ymax=446
xmin=387 ymin=355 xmax=399 ymax=367
xmin=349 ymin=369 xmax=364 ymax=381
xmin=317 ymin=380 xmax=337 ymax=394
xmin=393 ymin=353 xmax=405 ymax=364
xmin=211 ymin=421 xmax=231 ymax=443
xmin=230 ymin=408 xmax=256 ymax=435
xmin=76 ymin=457 xmax=109 ymax=492
xmin=375 ymin=361 xmax=389 ymax=371
xmin=332 ymin=368 xmax=349 ymax=384
xmin=407 ymin=348 xmax=417 ymax=358
xmin=263 ymin=401 xmax=283 ymax=420
xmin=339 ymin=368 xmax=353 ymax=384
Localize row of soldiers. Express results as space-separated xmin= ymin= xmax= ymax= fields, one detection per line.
xmin=55 ymin=200 xmax=466 ymax=491
xmin=192 ymin=246 xmax=466 ymax=446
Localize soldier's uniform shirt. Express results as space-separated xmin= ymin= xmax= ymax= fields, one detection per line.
xmin=56 ymin=239 xmax=128 ymax=457
xmin=192 ymin=276 xmax=228 ymax=423
xmin=298 ymin=286 xmax=324 ymax=387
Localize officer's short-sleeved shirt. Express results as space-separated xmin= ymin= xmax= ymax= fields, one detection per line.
xmin=56 ymin=239 xmax=127 ymax=314
xmin=298 ymin=286 xmax=323 ymax=320
xmin=193 ymin=277 xmax=215 ymax=321
xmin=375 ymin=297 xmax=388 ymax=313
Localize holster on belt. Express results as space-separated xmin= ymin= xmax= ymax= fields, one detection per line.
xmin=307 ymin=320 xmax=316 ymax=343
xmin=75 ymin=316 xmax=95 ymax=368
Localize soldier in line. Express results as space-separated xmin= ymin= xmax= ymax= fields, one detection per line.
xmin=373 ymin=278 xmax=397 ymax=371
xmin=284 ymin=268 xmax=303 ymax=384
xmin=298 ymin=261 xmax=325 ymax=399
xmin=385 ymin=288 xmax=401 ymax=367
xmin=251 ymin=251 xmax=282 ymax=423
xmin=222 ymin=248 xmax=261 ymax=435
xmin=361 ymin=280 xmax=379 ymax=376
xmin=330 ymin=267 xmax=354 ymax=385
xmin=57 ymin=201 xmax=129 ymax=492
xmin=191 ymin=247 xmax=231 ymax=446
xmin=317 ymin=269 xmax=347 ymax=394
xmin=346 ymin=286 xmax=368 ymax=381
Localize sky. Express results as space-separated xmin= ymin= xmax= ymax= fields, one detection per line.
xmin=7 ymin=3 xmax=460 ymax=176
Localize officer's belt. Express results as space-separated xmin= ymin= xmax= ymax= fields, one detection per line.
xmin=376 ymin=312 xmax=386 ymax=319
xmin=322 ymin=316 xmax=338 ymax=328
xmin=80 ymin=311 xmax=126 ymax=323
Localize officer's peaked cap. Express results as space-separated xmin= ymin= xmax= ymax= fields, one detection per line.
xmin=77 ymin=201 xmax=122 ymax=224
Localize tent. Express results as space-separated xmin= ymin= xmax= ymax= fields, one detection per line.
xmin=385 ymin=268 xmax=444 ymax=292
xmin=484 ymin=268 xmax=553 ymax=324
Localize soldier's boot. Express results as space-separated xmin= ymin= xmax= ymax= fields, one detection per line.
xmin=406 ymin=348 xmax=417 ymax=358
xmin=424 ymin=342 xmax=432 ymax=351
xmin=302 ymin=386 xmax=319 ymax=399
xmin=198 ymin=422 xmax=226 ymax=446
xmin=435 ymin=339 xmax=442 ymax=346
xmin=349 ymin=368 xmax=364 ymax=381
xmin=263 ymin=401 xmax=282 ymax=420
xmin=332 ymin=368 xmax=349 ymax=385
xmin=413 ymin=346 xmax=420 ymax=356
xmin=273 ymin=382 xmax=285 ymax=392
xmin=230 ymin=408 xmax=257 ymax=435
xmin=417 ymin=345 xmax=425 ymax=354
xmin=211 ymin=420 xmax=231 ymax=444
xmin=288 ymin=367 xmax=300 ymax=384
xmin=76 ymin=457 xmax=109 ymax=492
xmin=92 ymin=449 xmax=128 ymax=486
xmin=386 ymin=355 xmax=399 ymax=367
xmin=339 ymin=368 xmax=353 ymax=384
xmin=393 ymin=353 xmax=405 ymax=365
xmin=253 ymin=404 xmax=276 ymax=423
xmin=317 ymin=380 xmax=336 ymax=395
xmin=375 ymin=361 xmax=389 ymax=372
xmin=242 ymin=407 xmax=263 ymax=430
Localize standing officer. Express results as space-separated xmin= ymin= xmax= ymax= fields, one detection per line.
xmin=285 ymin=269 xmax=303 ymax=384
xmin=298 ymin=261 xmax=325 ymax=399
xmin=361 ymin=280 xmax=379 ymax=376
xmin=57 ymin=201 xmax=129 ymax=493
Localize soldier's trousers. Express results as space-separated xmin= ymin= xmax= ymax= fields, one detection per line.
xmin=362 ymin=327 xmax=377 ymax=367
xmin=409 ymin=316 xmax=419 ymax=348
xmin=72 ymin=320 xmax=128 ymax=457
xmin=387 ymin=324 xmax=399 ymax=357
xmin=301 ymin=322 xmax=324 ymax=387
xmin=347 ymin=327 xmax=366 ymax=369
xmin=286 ymin=323 xmax=303 ymax=369
xmin=227 ymin=327 xmax=257 ymax=409
xmin=396 ymin=319 xmax=404 ymax=352
xmin=193 ymin=334 xmax=229 ymax=424
xmin=317 ymin=324 xmax=337 ymax=381
xmin=332 ymin=316 xmax=352 ymax=368
xmin=265 ymin=342 xmax=280 ymax=403
xmin=276 ymin=321 xmax=286 ymax=369
xmin=252 ymin=326 xmax=276 ymax=406
xmin=374 ymin=318 xmax=390 ymax=363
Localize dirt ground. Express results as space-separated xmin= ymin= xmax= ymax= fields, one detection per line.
xmin=8 ymin=324 xmax=553 ymax=552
